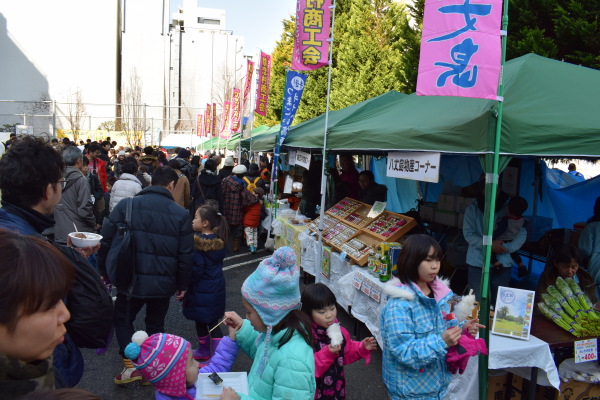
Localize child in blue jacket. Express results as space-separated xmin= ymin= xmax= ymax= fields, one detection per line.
xmin=380 ymin=234 xmax=483 ymax=400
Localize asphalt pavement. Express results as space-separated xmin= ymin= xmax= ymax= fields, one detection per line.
xmin=76 ymin=247 xmax=388 ymax=399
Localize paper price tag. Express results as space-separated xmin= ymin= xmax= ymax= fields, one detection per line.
xmin=575 ymin=338 xmax=598 ymax=363
xmin=370 ymin=285 xmax=382 ymax=303
xmin=361 ymin=279 xmax=372 ymax=296
xmin=352 ymin=272 xmax=363 ymax=290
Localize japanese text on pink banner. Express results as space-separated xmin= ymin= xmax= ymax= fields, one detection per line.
xmin=220 ymin=101 xmax=231 ymax=139
xmin=416 ymin=0 xmax=502 ymax=100
xmin=196 ymin=114 xmax=203 ymax=137
xmin=243 ymin=60 xmax=254 ymax=105
xmin=255 ymin=52 xmax=272 ymax=117
xmin=230 ymin=89 xmax=241 ymax=133
xmin=292 ymin=0 xmax=331 ymax=71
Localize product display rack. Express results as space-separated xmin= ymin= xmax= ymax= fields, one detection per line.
xmin=322 ymin=197 xmax=416 ymax=266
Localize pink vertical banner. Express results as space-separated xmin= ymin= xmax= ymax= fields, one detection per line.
xmin=243 ymin=60 xmax=254 ymax=105
xmin=255 ymin=52 xmax=272 ymax=116
xmin=211 ymin=103 xmax=217 ymax=138
xmin=205 ymin=104 xmax=212 ymax=137
xmin=220 ymin=101 xmax=231 ymax=139
xmin=416 ymin=0 xmax=502 ymax=100
xmin=292 ymin=0 xmax=331 ymax=71
xmin=230 ymin=89 xmax=241 ymax=133
xmin=196 ymin=114 xmax=203 ymax=137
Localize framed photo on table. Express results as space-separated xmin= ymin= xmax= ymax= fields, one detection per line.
xmin=491 ymin=286 xmax=535 ymax=340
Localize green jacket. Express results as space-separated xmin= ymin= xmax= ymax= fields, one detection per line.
xmin=236 ymin=320 xmax=316 ymax=400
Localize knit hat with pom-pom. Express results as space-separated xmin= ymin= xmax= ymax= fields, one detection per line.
xmin=240 ymin=246 xmax=300 ymax=376
xmin=124 ymin=331 xmax=191 ymax=397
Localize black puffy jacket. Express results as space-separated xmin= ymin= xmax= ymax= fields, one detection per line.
xmin=190 ymin=171 xmax=224 ymax=214
xmin=99 ymin=186 xmax=193 ymax=298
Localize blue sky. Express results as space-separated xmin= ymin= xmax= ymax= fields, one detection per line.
xmin=174 ymin=0 xmax=296 ymax=55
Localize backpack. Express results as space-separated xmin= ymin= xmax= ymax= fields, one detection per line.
xmin=53 ymin=244 xmax=114 ymax=349
xmin=178 ymin=159 xmax=194 ymax=182
xmin=243 ymin=176 xmax=261 ymax=193
xmin=104 ymin=198 xmax=137 ymax=293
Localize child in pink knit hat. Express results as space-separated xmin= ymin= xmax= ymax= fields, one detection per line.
xmin=124 ymin=322 xmax=239 ymax=400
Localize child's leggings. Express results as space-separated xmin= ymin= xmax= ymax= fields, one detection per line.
xmin=244 ymin=226 xmax=258 ymax=247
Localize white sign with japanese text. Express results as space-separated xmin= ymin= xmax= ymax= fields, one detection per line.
xmin=288 ymin=150 xmax=297 ymax=166
xmin=386 ymin=152 xmax=441 ymax=183
xmin=575 ymin=339 xmax=598 ymax=363
xmin=295 ymin=150 xmax=311 ymax=170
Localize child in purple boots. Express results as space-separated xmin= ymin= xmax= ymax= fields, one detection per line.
xmin=124 ymin=324 xmax=239 ymax=400
xmin=183 ymin=205 xmax=229 ymax=361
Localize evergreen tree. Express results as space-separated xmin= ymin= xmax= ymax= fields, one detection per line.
xmin=507 ymin=0 xmax=600 ymax=69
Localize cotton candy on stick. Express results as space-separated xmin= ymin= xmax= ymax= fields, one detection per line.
xmin=454 ymin=289 xmax=477 ymax=322
xmin=327 ymin=323 xmax=343 ymax=346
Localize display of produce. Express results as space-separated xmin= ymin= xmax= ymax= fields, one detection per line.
xmin=323 ymin=223 xmax=358 ymax=247
xmin=319 ymin=198 xmax=416 ymax=266
xmin=537 ymin=277 xmax=600 ymax=337
xmin=326 ymin=198 xmax=363 ymax=219
xmin=340 ymin=238 xmax=372 ymax=262
xmin=308 ymin=215 xmax=337 ymax=233
xmin=365 ymin=214 xmax=408 ymax=238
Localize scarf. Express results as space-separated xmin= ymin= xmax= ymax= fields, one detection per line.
xmin=0 ymin=354 xmax=55 ymax=399
xmin=312 ymin=321 xmax=346 ymax=400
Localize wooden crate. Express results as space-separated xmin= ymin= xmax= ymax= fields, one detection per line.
xmin=339 ymin=203 xmax=374 ymax=228
xmin=322 ymin=221 xmax=359 ymax=250
xmin=325 ymin=197 xmax=364 ymax=220
xmin=339 ymin=231 xmax=381 ymax=266
xmin=363 ymin=211 xmax=417 ymax=242
xmin=308 ymin=215 xmax=337 ymax=234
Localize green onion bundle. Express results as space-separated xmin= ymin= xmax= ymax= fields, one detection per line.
xmin=537 ymin=277 xmax=600 ymax=337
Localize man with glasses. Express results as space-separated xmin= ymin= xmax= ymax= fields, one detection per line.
xmin=0 ymin=136 xmax=108 ymax=388
xmin=54 ymin=146 xmax=96 ymax=244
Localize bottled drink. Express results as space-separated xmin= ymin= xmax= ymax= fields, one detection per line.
xmin=380 ymin=250 xmax=392 ymax=282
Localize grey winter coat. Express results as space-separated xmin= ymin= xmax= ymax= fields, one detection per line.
xmin=54 ymin=166 xmax=96 ymax=243
xmin=109 ymin=173 xmax=143 ymax=212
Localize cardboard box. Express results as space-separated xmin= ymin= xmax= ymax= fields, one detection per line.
xmin=555 ymin=379 xmax=600 ymax=400
xmin=488 ymin=372 xmax=508 ymax=400
xmin=438 ymin=194 xmax=457 ymax=211
xmin=435 ymin=209 xmax=459 ymax=227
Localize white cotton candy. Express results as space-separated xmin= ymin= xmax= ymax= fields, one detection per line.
xmin=326 ymin=323 xmax=343 ymax=347
xmin=131 ymin=330 xmax=149 ymax=345
xmin=454 ymin=289 xmax=477 ymax=322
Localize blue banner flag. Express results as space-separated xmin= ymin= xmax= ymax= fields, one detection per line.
xmin=271 ymin=70 xmax=307 ymax=183
xmin=279 ymin=70 xmax=307 ymax=146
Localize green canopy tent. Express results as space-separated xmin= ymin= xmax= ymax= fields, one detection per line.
xmin=282 ymin=54 xmax=600 ymax=156
xmin=240 ymin=124 xmax=281 ymax=151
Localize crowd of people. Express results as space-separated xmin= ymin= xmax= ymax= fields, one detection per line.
xmin=1 ymin=134 xmax=599 ymax=400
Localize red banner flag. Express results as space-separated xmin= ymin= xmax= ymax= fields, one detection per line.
xmin=212 ymin=103 xmax=217 ymax=137
xmin=243 ymin=60 xmax=254 ymax=105
xmin=292 ymin=0 xmax=331 ymax=70
xmin=220 ymin=101 xmax=232 ymax=139
xmin=205 ymin=104 xmax=212 ymax=137
xmin=196 ymin=114 xmax=203 ymax=137
xmin=255 ymin=52 xmax=272 ymax=117
xmin=231 ymin=88 xmax=241 ymax=133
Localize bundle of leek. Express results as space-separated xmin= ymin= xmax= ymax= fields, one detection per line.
xmin=537 ymin=277 xmax=600 ymax=337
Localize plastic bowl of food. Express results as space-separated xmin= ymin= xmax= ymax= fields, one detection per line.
xmin=68 ymin=232 xmax=102 ymax=247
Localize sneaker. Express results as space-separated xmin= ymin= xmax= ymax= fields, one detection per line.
xmin=114 ymin=367 xmax=142 ymax=384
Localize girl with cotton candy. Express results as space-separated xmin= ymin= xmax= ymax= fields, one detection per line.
xmin=301 ymin=283 xmax=377 ymax=400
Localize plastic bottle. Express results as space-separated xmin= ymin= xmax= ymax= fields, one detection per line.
xmin=367 ymin=247 xmax=377 ymax=274
xmin=379 ymin=250 xmax=392 ymax=282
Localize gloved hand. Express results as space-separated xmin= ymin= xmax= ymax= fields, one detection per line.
xmin=446 ymin=331 xmax=488 ymax=374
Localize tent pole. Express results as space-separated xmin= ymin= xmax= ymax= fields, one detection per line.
xmin=317 ymin=0 xmax=337 ymax=284
xmin=479 ymin=0 xmax=510 ymax=399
